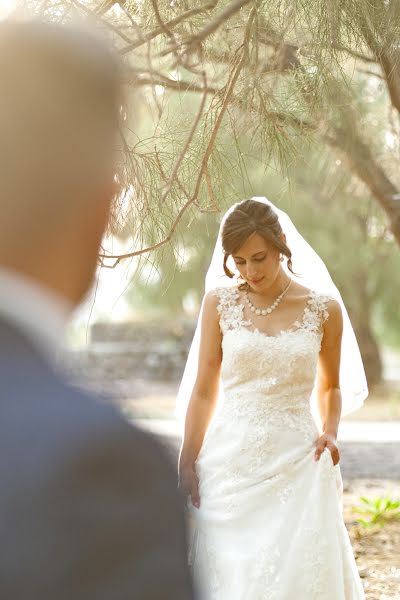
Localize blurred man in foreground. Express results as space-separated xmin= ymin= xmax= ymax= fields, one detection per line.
xmin=0 ymin=20 xmax=193 ymax=599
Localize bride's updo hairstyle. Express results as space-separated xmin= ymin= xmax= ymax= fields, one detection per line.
xmin=221 ymin=199 xmax=295 ymax=285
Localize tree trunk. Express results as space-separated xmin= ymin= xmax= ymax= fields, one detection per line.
xmin=327 ymin=127 xmax=400 ymax=248
xmin=260 ymin=28 xmax=400 ymax=249
xmin=355 ymin=321 xmax=383 ymax=386
xmin=347 ymin=270 xmax=383 ymax=386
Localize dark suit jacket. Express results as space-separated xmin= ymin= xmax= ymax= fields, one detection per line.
xmin=0 ymin=318 xmax=193 ymax=599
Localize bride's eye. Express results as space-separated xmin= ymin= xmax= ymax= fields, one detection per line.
xmin=254 ymin=255 xmax=266 ymax=262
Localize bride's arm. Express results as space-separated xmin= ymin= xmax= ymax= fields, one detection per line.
xmin=178 ymin=291 xmax=222 ymax=507
xmin=314 ymin=299 xmax=343 ymax=464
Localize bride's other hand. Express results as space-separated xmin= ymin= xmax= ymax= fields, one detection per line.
xmin=177 ymin=291 xmax=222 ymax=510
xmin=314 ymin=433 xmax=340 ymax=465
xmin=315 ymin=299 xmax=343 ymax=467
xmin=178 ymin=464 xmax=201 ymax=508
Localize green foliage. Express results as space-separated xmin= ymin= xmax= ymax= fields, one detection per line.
xmin=352 ymin=495 xmax=400 ymax=529
xmin=125 ymin=209 xmax=221 ymax=312
xmin=20 ymin=0 xmax=400 ymax=353
xmin=124 ymin=81 xmax=400 ymax=354
xmin=23 ymin=0 xmax=400 ymax=255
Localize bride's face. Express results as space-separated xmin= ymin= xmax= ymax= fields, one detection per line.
xmin=232 ymin=232 xmax=284 ymax=290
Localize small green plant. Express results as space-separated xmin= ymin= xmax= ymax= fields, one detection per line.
xmin=352 ymin=495 xmax=400 ymax=529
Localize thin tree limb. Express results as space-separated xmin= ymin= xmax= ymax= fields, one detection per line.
xmin=159 ymin=0 xmax=254 ymax=57
xmin=99 ymin=7 xmax=256 ymax=265
xmin=119 ymin=0 xmax=219 ymax=55
xmin=159 ymin=70 xmax=209 ymax=204
xmin=331 ymin=44 xmax=377 ymax=64
xmin=71 ymin=0 xmax=135 ymax=44
xmin=150 ymin=0 xmax=177 ymax=47
xmin=126 ymin=72 xmax=218 ymax=94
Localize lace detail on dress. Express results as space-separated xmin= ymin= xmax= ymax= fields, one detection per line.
xmin=251 ymin=544 xmax=282 ymax=599
xmin=213 ymin=286 xmax=251 ymax=334
xmin=213 ymin=285 xmax=333 ymax=338
xmin=301 ymin=291 xmax=332 ymax=334
xmin=301 ymin=527 xmax=333 ymax=599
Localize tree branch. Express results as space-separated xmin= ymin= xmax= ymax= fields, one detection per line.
xmin=256 ymin=22 xmax=400 ymax=246
xmin=159 ymin=0 xmax=254 ymax=57
xmin=331 ymin=44 xmax=377 ymax=64
xmin=327 ymin=128 xmax=400 ymax=246
xmin=100 ymin=7 xmax=256 ymax=265
xmin=119 ymin=0 xmax=219 ymax=55
xmin=125 ymin=71 xmax=218 ymax=94
xmin=71 ymin=0 xmax=135 ymax=44
xmin=159 ymin=71 xmax=209 ymax=205
xmin=356 ymin=13 xmax=400 ymax=115
xmin=94 ymin=0 xmax=117 ymax=16
xmin=149 ymin=0 xmax=177 ymax=48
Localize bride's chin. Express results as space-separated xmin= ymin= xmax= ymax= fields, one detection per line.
xmin=247 ymin=277 xmax=265 ymax=285
xmin=247 ymin=278 xmax=269 ymax=291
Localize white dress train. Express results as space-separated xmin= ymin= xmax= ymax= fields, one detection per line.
xmin=186 ymin=286 xmax=365 ymax=600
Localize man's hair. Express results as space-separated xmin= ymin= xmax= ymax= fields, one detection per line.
xmin=0 ymin=20 xmax=122 ymax=240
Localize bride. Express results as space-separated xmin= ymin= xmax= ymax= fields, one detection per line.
xmin=176 ymin=197 xmax=368 ymax=599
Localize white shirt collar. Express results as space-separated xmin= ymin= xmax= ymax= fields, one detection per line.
xmin=0 ymin=267 xmax=74 ymax=362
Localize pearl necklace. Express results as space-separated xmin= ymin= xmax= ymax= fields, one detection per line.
xmin=245 ymin=280 xmax=292 ymax=316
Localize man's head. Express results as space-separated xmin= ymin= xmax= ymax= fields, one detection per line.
xmin=0 ymin=20 xmax=122 ymax=307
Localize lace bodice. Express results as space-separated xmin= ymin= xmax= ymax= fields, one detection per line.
xmin=215 ymin=285 xmax=330 ymax=336
xmin=212 ymin=286 xmax=331 ymax=411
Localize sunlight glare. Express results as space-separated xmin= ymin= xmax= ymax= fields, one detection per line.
xmin=0 ymin=0 xmax=16 ymax=19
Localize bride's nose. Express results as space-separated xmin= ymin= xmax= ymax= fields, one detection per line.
xmin=246 ymin=265 xmax=259 ymax=279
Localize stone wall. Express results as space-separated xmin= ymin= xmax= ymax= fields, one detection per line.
xmin=65 ymin=318 xmax=195 ymax=388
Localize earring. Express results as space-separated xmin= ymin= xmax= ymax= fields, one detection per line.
xmin=280 ymin=254 xmax=284 ymax=262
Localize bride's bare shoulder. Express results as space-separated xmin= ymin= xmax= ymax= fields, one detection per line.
xmin=202 ymin=289 xmax=222 ymax=315
xmin=201 ymin=290 xmax=224 ymax=332
xmin=204 ymin=289 xmax=220 ymax=305
xmin=289 ymin=282 xmax=313 ymax=299
xmin=291 ymin=283 xmax=340 ymax=312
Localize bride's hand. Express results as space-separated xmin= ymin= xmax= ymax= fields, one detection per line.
xmin=178 ymin=464 xmax=201 ymax=509
xmin=314 ymin=433 xmax=340 ymax=466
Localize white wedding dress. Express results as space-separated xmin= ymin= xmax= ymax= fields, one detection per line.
xmin=186 ymin=286 xmax=365 ymax=600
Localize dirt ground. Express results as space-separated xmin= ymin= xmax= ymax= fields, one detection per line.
xmin=344 ymin=481 xmax=400 ymax=600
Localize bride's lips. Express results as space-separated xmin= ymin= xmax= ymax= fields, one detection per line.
xmin=249 ymin=277 xmax=264 ymax=284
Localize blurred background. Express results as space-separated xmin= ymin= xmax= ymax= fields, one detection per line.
xmin=3 ymin=0 xmax=400 ymax=596
xmin=69 ymin=193 xmax=400 ymax=597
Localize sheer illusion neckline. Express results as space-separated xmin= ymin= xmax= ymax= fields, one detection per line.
xmin=235 ymin=287 xmax=316 ymax=340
